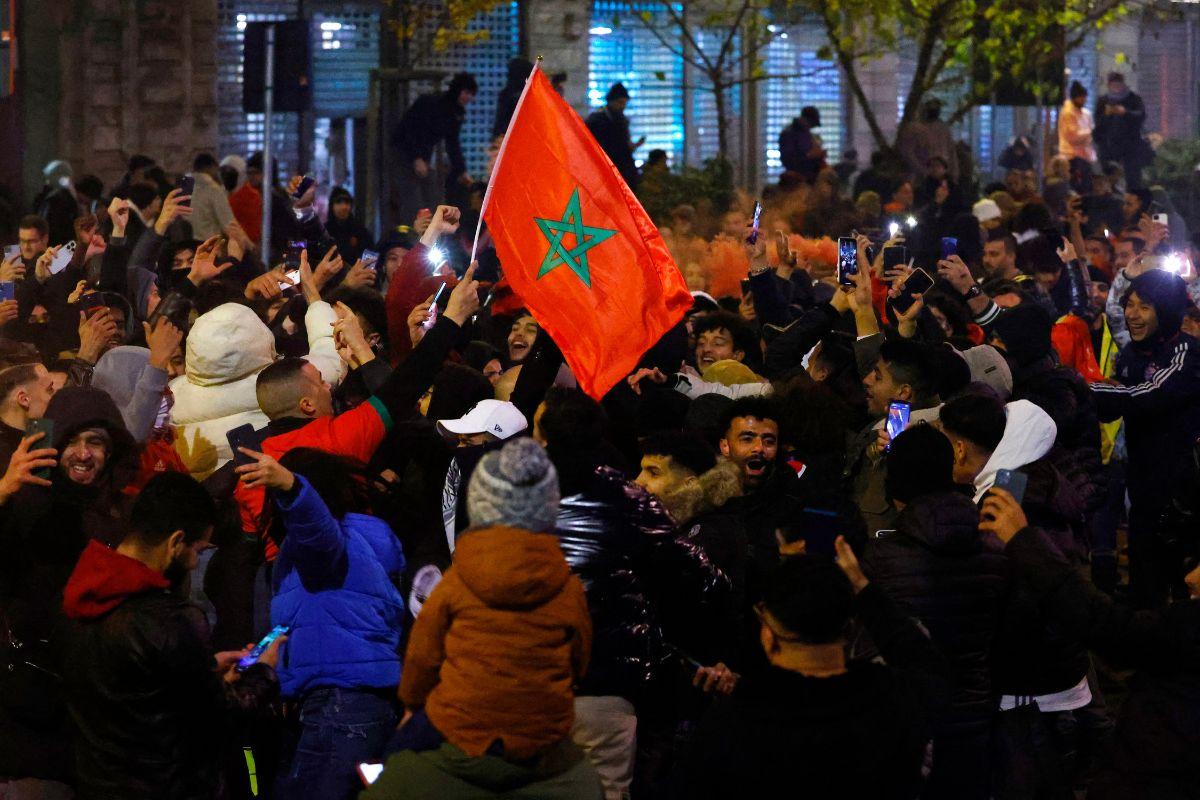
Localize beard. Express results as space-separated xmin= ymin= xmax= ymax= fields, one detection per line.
xmin=164 ymin=557 xmax=192 ymax=589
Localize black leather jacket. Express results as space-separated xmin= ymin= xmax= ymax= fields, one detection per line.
xmin=63 ymin=590 xmax=278 ymax=799
xmin=555 ymin=467 xmax=728 ymax=705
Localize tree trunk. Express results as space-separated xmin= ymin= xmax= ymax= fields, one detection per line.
xmin=714 ymin=78 xmax=728 ymax=160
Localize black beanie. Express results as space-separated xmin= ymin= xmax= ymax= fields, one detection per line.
xmin=1126 ymin=270 xmax=1192 ymax=341
xmin=992 ymin=303 xmax=1053 ymax=367
xmin=885 ymin=424 xmax=956 ymax=504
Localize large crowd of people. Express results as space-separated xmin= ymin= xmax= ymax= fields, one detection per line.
xmin=0 ymin=60 xmax=1199 ymax=800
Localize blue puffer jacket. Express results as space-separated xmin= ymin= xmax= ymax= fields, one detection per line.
xmin=270 ymin=476 xmax=406 ymax=697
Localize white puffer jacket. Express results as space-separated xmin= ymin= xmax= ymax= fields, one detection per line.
xmin=170 ymin=301 xmax=345 ymax=479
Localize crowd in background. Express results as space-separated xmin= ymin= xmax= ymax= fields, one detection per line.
xmin=0 ymin=59 xmax=1199 ymax=800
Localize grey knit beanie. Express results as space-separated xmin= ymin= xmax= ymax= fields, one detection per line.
xmin=467 ymin=438 xmax=560 ymax=532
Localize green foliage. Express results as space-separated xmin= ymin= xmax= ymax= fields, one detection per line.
xmin=388 ymin=0 xmax=504 ymax=68
xmin=636 ymin=159 xmax=736 ymax=222
xmin=801 ymin=0 xmax=1133 ymax=147
xmin=1145 ymin=138 xmax=1200 ymax=227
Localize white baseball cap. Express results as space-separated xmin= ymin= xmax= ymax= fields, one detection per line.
xmin=437 ymin=399 xmax=528 ymax=440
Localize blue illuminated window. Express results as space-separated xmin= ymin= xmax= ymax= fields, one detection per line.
xmin=589 ymin=2 xmax=685 ymax=168
xmin=760 ymin=21 xmax=841 ymax=181
xmin=418 ymin=2 xmax=521 ymax=177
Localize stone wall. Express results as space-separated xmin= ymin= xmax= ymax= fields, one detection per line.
xmin=25 ymin=0 xmax=219 ymax=195
xmin=522 ymin=0 xmax=590 ymax=117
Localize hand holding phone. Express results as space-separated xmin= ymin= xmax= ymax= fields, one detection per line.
xmin=49 ymin=241 xmax=77 ymax=275
xmin=890 ymin=268 xmax=934 ymax=314
xmin=360 ymin=249 xmax=379 ymax=272
xmin=993 ymin=468 xmax=1029 ymax=506
xmin=884 ymin=401 xmax=911 ymax=450
xmin=422 ymin=282 xmax=448 ymax=332
xmin=226 ymin=424 xmax=264 ymax=468
xmin=23 ymin=419 xmax=55 ymax=480
xmin=178 ymin=175 xmax=195 ymax=208
xmin=236 ymin=624 xmax=289 ymax=672
xmin=291 ymin=175 xmax=316 ymax=201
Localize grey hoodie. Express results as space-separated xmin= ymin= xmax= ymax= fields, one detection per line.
xmin=92 ymin=346 xmax=169 ymax=443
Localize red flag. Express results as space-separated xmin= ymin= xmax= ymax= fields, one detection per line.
xmin=481 ymin=67 xmax=690 ymax=399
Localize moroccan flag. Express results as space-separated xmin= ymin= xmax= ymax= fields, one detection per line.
xmin=481 ymin=66 xmax=691 ymax=399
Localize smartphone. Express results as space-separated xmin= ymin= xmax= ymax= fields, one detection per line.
xmin=0 ymin=282 xmax=14 ymax=302
xmin=780 ymin=507 xmax=842 ymax=557
xmin=78 ymin=292 xmax=107 ymax=317
xmin=226 ymin=423 xmax=264 ymax=467
xmin=360 ymin=249 xmax=379 ymax=272
xmin=882 ymin=246 xmax=908 ymax=273
xmin=49 ymin=240 xmax=77 ymax=275
xmin=746 ymin=200 xmax=763 ymax=245
xmin=837 ymin=236 xmax=858 ymax=287
xmin=994 ymin=468 xmax=1029 ymax=506
xmin=885 ymin=400 xmax=911 ymax=449
xmin=148 ymin=291 xmax=191 ymax=331
xmin=4 ymin=244 xmax=19 ymax=261
xmin=278 ymin=269 xmax=301 ymax=291
xmin=1153 ymin=213 xmax=1169 ymax=226
xmin=24 ymin=419 xmax=54 ymax=479
xmin=940 ymin=237 xmax=958 ymax=260
xmin=178 ymin=175 xmax=195 ymax=207
xmin=284 ymin=239 xmax=306 ymax=270
xmin=422 ymin=282 xmax=448 ymax=332
xmin=890 ymin=268 xmax=934 ymax=314
xmin=291 ymin=175 xmax=316 ymax=200
xmin=236 ymin=624 xmax=289 ymax=672
xmin=357 ymin=762 xmax=384 ymax=786
xmin=740 ymin=278 xmax=752 ymax=296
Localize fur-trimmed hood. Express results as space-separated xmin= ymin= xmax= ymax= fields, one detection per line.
xmin=659 ymin=458 xmax=743 ymax=526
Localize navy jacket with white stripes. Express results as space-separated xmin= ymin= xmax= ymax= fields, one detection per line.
xmin=1093 ymin=331 xmax=1200 ymax=512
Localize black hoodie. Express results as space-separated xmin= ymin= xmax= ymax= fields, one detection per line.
xmin=674 ymin=583 xmax=949 ymax=799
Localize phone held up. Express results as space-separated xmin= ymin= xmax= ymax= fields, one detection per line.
xmin=236 ymin=624 xmax=289 ymax=672
xmin=423 ymin=282 xmax=449 ymax=332
xmin=177 ymin=175 xmax=195 ymax=208
xmin=890 ymin=268 xmax=934 ymax=315
xmin=49 ymin=240 xmax=77 ymax=275
xmin=226 ymin=423 xmax=264 ymax=468
xmin=291 ymin=175 xmax=316 ymax=201
xmin=837 ymin=236 xmax=858 ymax=287
xmin=746 ymin=200 xmax=763 ymax=245
xmin=940 ymin=236 xmax=958 ymax=261
xmin=885 ymin=400 xmax=911 ymax=451
xmin=24 ymin=418 xmax=54 ymax=480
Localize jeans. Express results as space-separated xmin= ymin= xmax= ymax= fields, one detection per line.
xmin=275 ymin=687 xmax=397 ymax=800
xmin=993 ymin=704 xmax=1079 ymax=800
xmin=1090 ymin=460 xmax=1126 ymax=594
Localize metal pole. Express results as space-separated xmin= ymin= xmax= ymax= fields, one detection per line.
xmin=260 ymin=23 xmax=275 ymax=263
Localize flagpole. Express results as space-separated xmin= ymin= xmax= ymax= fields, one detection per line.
xmin=470 ymin=56 xmax=543 ymax=264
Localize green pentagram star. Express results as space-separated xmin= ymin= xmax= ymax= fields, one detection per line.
xmin=534 ymin=188 xmax=617 ymax=288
